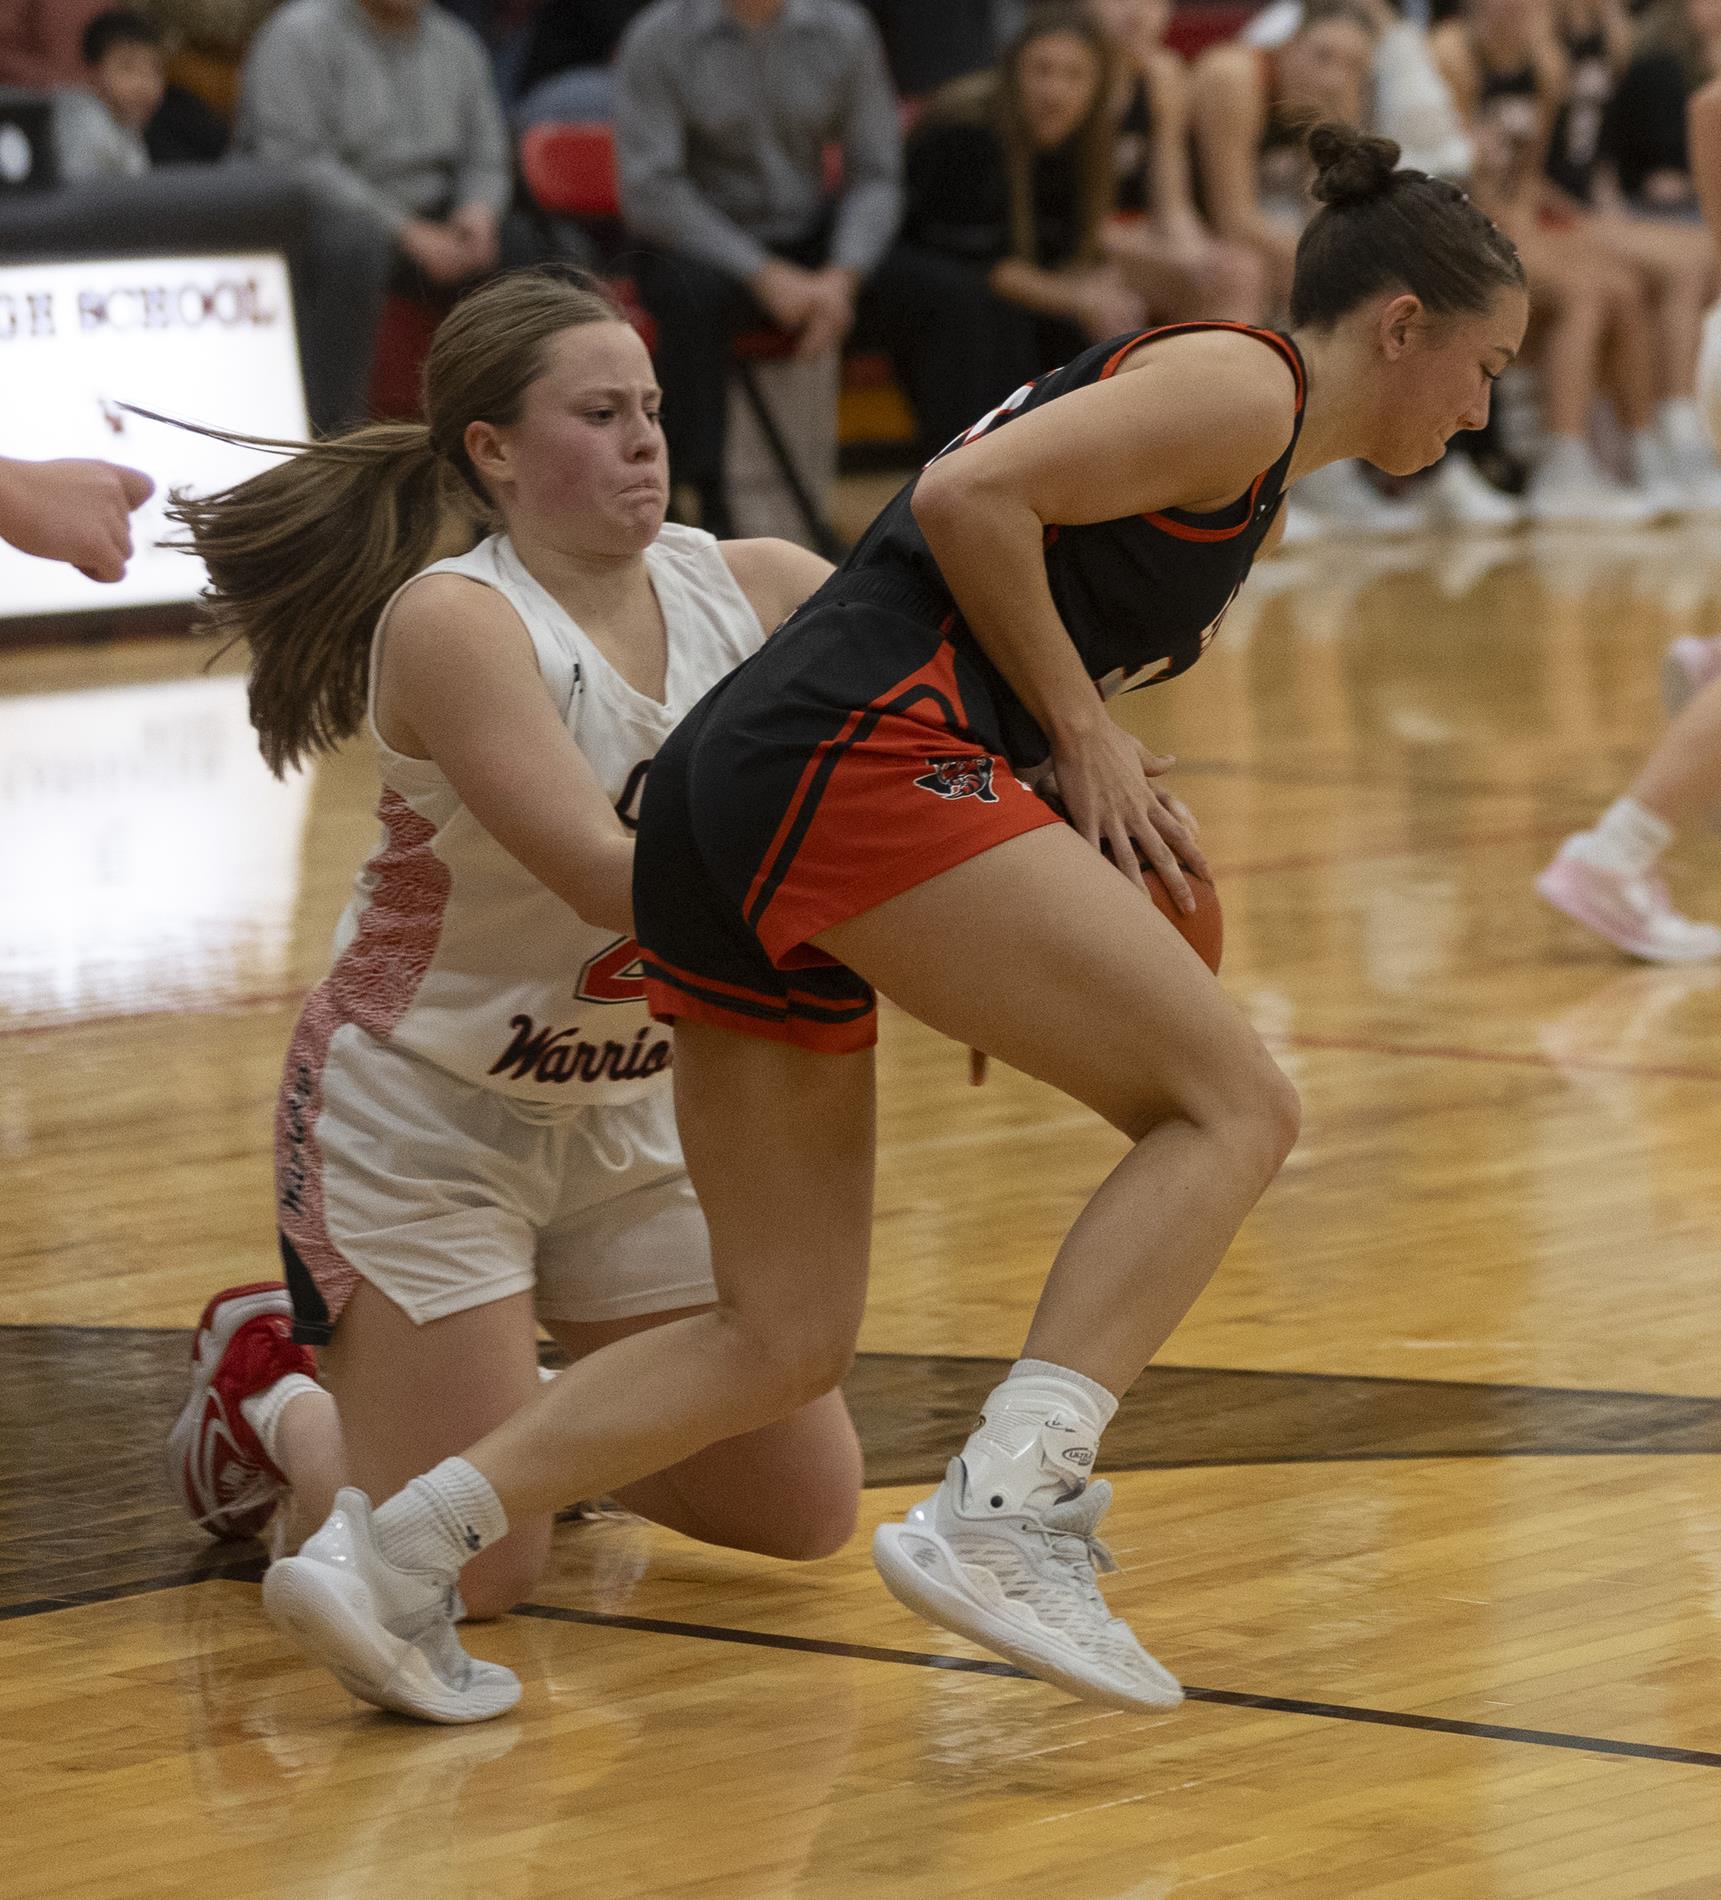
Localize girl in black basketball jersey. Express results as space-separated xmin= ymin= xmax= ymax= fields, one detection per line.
xmin=264 ymin=123 xmax=1528 ymax=1723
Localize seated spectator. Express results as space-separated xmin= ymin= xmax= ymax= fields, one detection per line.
xmin=1549 ymin=0 xmax=1719 ymax=503
xmin=898 ymin=7 xmax=1147 ymax=368
xmin=1546 ymin=0 xmax=1630 ymax=206
xmin=1192 ymin=0 xmax=1508 ymax=531
xmin=1436 ymin=0 xmax=1721 ymax=516
xmin=234 ymin=0 xmax=521 ymax=295
xmin=54 ymin=9 xmax=164 ymax=182
xmin=1191 ymin=0 xmax=1380 ymax=311
xmin=1245 ymin=0 xmax=1474 ymax=180
xmin=1608 ymin=0 xmax=1721 ymax=216
xmin=615 ymin=0 xmax=905 ymax=534
xmin=0 ymin=0 xmax=113 ymax=89
xmin=513 ymin=0 xmax=651 ymax=125
xmin=1085 ymin=0 xmax=1266 ymax=323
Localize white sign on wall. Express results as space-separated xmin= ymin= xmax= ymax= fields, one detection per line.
xmin=0 ymin=251 xmax=309 ymax=620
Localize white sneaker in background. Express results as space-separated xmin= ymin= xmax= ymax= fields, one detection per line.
xmin=1423 ymin=451 xmax=1523 ymax=530
xmin=1657 ymin=396 xmax=1721 ymax=512
xmin=1661 ymin=634 xmax=1721 ymax=716
xmin=1630 ymin=431 xmax=1692 ymax=520
xmin=872 ymin=1458 xmax=1184 ymax=1713
xmin=1292 ymin=458 xmax=1428 ymax=538
xmin=1527 ymin=438 xmax=1660 ymax=528
xmin=1661 ymin=433 xmax=1721 ymax=515
xmin=262 ymin=1487 xmax=521 ymax=1723
xmin=1535 ymin=838 xmax=1721 ymax=963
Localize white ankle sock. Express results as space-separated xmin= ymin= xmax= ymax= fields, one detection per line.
xmin=371 ymin=1457 xmax=509 ymax=1578
xmin=959 ymin=1358 xmax=1119 ymax=1512
xmin=1576 ymin=796 xmax=1672 ymax=877
xmin=239 ymin=1372 xmax=323 ymax=1469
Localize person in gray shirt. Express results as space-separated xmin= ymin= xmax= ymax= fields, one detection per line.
xmin=617 ymin=0 xmax=905 ymax=535
xmin=54 ymin=8 xmax=161 ymax=182
xmin=618 ymin=0 xmax=1040 ymax=535
xmin=235 ymin=0 xmax=514 ymax=290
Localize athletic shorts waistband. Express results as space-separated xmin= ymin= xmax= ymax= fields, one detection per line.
xmin=813 ymin=567 xmax=955 ymax=628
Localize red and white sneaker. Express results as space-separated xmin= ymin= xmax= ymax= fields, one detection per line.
xmin=167 ymin=1283 xmax=315 ymax=1541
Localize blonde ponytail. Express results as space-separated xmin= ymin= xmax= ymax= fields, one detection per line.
xmin=168 ymin=422 xmax=480 ymax=774
xmin=161 ymin=266 xmax=627 ymax=777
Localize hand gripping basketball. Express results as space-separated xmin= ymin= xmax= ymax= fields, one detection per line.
xmin=1036 ymin=781 xmax=1223 ymax=974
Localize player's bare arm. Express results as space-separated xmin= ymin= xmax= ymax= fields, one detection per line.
xmin=375 ymin=573 xmax=636 ymax=933
xmin=718 ymin=536 xmax=834 ymax=637
xmin=910 ymin=336 xmax=1294 ymax=903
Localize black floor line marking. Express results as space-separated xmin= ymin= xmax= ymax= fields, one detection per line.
xmin=8 ymin=1323 xmax=1721 ymax=1412
xmin=0 ymin=1555 xmax=266 ymax=1622
xmin=512 ymin=1602 xmax=1721 ymax=1769
xmin=17 ymin=1572 xmax=1720 ymax=1771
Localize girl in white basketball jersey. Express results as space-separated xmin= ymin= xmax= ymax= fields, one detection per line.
xmin=165 ymin=270 xmax=860 ymax=1633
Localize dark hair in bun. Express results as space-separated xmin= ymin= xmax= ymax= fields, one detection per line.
xmin=1308 ymin=122 xmax=1401 ymax=207
xmin=1291 ymin=121 xmax=1525 ymax=328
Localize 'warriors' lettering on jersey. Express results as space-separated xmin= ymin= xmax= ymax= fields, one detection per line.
xmin=839 ymin=323 xmax=1307 ymax=768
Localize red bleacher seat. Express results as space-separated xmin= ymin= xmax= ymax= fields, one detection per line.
xmin=1165 ymin=3 xmax=1253 ymax=62
xmin=520 ymin=122 xmax=622 ymax=224
xmin=368 ymin=292 xmax=442 ymax=421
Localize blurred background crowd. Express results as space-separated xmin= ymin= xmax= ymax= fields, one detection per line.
xmin=8 ymin=0 xmax=1721 ymax=540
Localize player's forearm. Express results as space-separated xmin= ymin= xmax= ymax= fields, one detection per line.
xmin=546 ymin=831 xmax=635 ymax=937
xmin=912 ymin=478 xmax=1104 ymax=750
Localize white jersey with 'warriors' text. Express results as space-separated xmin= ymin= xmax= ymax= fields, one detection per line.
xmin=316 ymin=525 xmax=765 ymax=1107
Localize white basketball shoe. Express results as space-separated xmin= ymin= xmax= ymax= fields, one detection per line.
xmin=873 ymin=1457 xmax=1183 ymax=1713
xmin=262 ymin=1487 xmax=520 ymax=1723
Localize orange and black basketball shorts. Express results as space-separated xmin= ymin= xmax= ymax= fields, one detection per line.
xmin=635 ymin=578 xmax=1062 ymax=1052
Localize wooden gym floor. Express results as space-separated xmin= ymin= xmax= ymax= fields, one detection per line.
xmin=4 ymin=509 xmax=1721 ymax=1896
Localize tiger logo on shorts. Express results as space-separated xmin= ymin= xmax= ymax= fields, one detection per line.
xmin=914 ymin=757 xmax=1000 ymax=804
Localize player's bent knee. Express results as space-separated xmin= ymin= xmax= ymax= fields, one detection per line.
xmin=1255 ymin=1063 xmax=1303 ymax=1170
xmin=737 ymin=1316 xmax=857 ymax=1415
xmin=1202 ymin=1050 xmax=1301 ymax=1180
xmin=755 ymin=1482 xmax=861 ymax=1561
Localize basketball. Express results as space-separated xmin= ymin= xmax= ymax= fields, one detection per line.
xmin=1139 ymin=857 xmax=1223 ymax=974
xmin=1038 ymin=786 xmax=1223 ymax=972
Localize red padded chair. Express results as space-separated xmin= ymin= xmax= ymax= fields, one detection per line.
xmin=521 ymin=120 xmax=846 ymax=556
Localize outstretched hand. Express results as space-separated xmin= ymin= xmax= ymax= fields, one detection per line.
xmin=0 ymin=455 xmax=155 ymax=582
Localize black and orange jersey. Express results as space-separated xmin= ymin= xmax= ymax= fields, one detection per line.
xmin=828 ymin=321 xmax=1308 ymax=767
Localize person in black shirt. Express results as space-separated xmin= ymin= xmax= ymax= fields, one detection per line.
xmin=1605 ymin=0 xmax=1721 ymax=214
xmin=896 ymin=9 xmax=1147 ymax=380
xmin=254 ymin=122 xmax=1530 ymax=1727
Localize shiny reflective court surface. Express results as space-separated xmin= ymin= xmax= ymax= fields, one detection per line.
xmin=5 ymin=521 xmax=1721 ymax=1897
